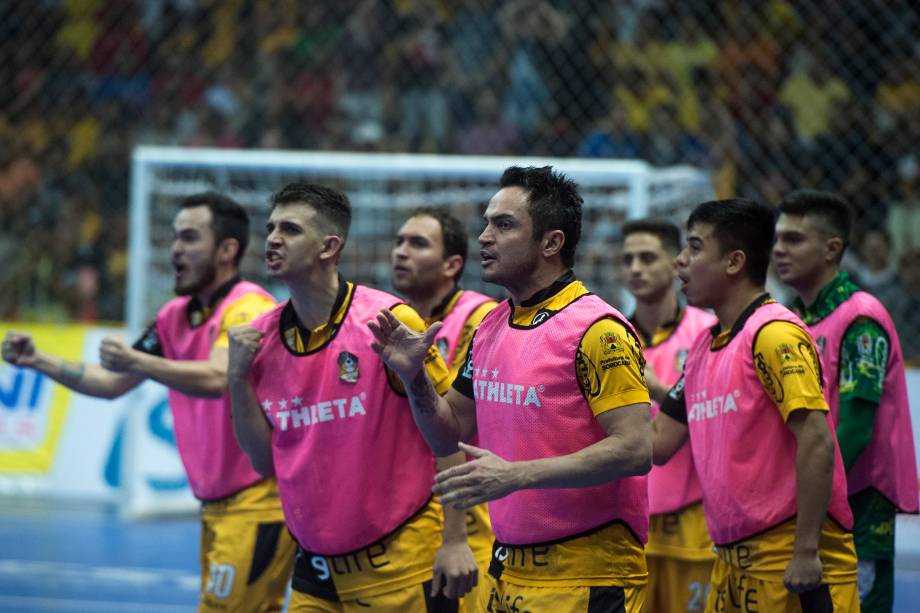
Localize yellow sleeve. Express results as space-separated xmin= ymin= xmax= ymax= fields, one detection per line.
xmin=390 ymin=303 xmax=452 ymax=395
xmin=214 ymin=292 xmax=277 ymax=348
xmin=577 ymin=318 xmax=651 ymax=416
xmin=447 ymin=301 xmax=498 ymax=383
xmin=752 ymin=321 xmax=828 ymax=422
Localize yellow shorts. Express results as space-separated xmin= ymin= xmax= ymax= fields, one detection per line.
xmin=477 ymin=573 xmax=646 ymax=612
xmin=644 ymin=503 xmax=715 ymax=612
xmin=289 ymin=581 xmax=458 ymax=612
xmin=706 ymin=518 xmax=858 ymax=612
xmin=291 ymin=498 xmax=447 ymax=601
xmin=706 ymin=556 xmax=860 ymax=612
xmin=460 ymin=504 xmax=494 ymax=613
xmin=643 ymin=556 xmax=713 ymax=613
xmin=199 ymin=478 xmax=296 ymax=613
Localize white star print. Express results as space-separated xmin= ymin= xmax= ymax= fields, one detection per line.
xmin=292 ymin=396 xmax=302 ymax=406
xmin=492 ymin=368 xmax=499 ymax=379
xmin=278 ymin=399 xmax=288 ymax=410
xmin=261 ymin=400 xmax=273 ymax=411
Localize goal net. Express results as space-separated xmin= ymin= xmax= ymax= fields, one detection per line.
xmin=129 ymin=147 xmax=712 ymax=331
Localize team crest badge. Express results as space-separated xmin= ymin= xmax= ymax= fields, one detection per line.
xmin=337 ymin=351 xmax=360 ymax=383
xmin=601 ymin=331 xmax=622 ymax=354
xmin=436 ymin=338 xmax=450 ymax=360
xmin=775 ymin=343 xmax=796 ymax=362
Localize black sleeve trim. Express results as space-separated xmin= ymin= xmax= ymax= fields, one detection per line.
xmin=451 ymin=332 xmax=476 ymax=399
xmin=659 ymin=375 xmax=687 ymax=424
xmin=132 ymin=323 xmax=164 ymax=357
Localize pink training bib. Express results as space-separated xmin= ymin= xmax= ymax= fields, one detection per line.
xmin=156 ymin=281 xmax=275 ymax=500
xmin=248 ymin=286 xmax=437 ymax=554
xmin=645 ymin=306 xmax=717 ymax=515
xmin=472 ymin=294 xmax=649 ymax=545
xmin=434 ymin=290 xmax=493 ymax=369
xmin=809 ymin=291 xmax=918 ymax=513
xmin=683 ymin=301 xmax=852 ymax=545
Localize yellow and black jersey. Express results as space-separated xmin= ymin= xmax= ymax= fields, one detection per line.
xmin=278 ymin=277 xmax=451 ymax=395
xmin=427 ymin=286 xmax=498 ymax=384
xmin=453 ymin=271 xmax=649 ymax=416
xmin=661 ymin=295 xmax=828 ymax=424
xmin=133 ymin=276 xmax=275 ymax=355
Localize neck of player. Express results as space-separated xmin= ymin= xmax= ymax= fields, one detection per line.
xmin=508 ymin=263 xmax=569 ymax=306
xmin=797 ymin=265 xmax=840 ymax=310
xmin=194 ymin=267 xmax=239 ymax=306
xmin=633 ymin=289 xmax=679 ymax=337
xmin=289 ymin=267 xmax=340 ymax=330
xmin=406 ymin=279 xmax=456 ymax=320
xmin=713 ymin=281 xmax=768 ymax=334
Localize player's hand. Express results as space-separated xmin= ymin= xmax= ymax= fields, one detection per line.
xmin=2 ymin=332 xmax=38 ymax=367
xmin=100 ymin=336 xmax=142 ymax=372
xmin=431 ymin=540 xmax=478 ymax=600
xmin=434 ymin=442 xmax=520 ymax=510
xmin=228 ymin=326 xmax=263 ymax=380
xmin=783 ymin=550 xmax=823 ymax=593
xmin=367 ymin=309 xmax=441 ymax=382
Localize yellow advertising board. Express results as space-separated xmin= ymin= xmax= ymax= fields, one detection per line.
xmin=0 ymin=322 xmax=84 ymax=473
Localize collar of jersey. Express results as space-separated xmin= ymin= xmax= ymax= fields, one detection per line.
xmin=427 ymin=285 xmax=462 ymax=323
xmin=185 ymin=274 xmax=241 ymax=328
xmin=629 ymin=297 xmax=683 ymax=348
xmin=508 ymin=270 xmax=590 ymax=327
xmin=793 ymin=271 xmax=859 ymax=325
xmin=709 ymin=292 xmax=773 ymax=350
xmin=280 ymin=274 xmax=352 ymax=355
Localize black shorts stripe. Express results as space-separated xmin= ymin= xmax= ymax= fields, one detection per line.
xmin=587 ymin=585 xmax=626 ymax=613
xmin=798 ymin=584 xmax=834 ymax=613
xmin=422 ymin=580 xmax=459 ymax=613
xmin=247 ymin=522 xmax=285 ymax=585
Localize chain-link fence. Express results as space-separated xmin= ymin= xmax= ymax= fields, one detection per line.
xmin=1 ymin=1 xmax=919 ymax=360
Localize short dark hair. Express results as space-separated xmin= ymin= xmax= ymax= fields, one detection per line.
xmin=621 ymin=218 xmax=681 ymax=254
xmin=270 ymin=182 xmax=351 ymax=240
xmin=499 ymin=166 xmax=582 ymax=267
xmin=777 ymin=189 xmax=852 ymax=254
xmin=181 ymin=192 xmax=249 ymax=266
xmin=408 ymin=207 xmax=469 ymax=279
xmin=687 ymin=198 xmax=775 ymax=285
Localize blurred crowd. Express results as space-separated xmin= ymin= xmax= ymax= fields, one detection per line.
xmin=0 ymin=0 xmax=919 ymax=360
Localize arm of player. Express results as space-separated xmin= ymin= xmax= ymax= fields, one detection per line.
xmin=434 ymin=404 xmax=652 ymax=510
xmin=368 ymin=308 xmax=477 ymax=456
xmin=652 ymin=412 xmax=689 ymax=465
xmin=227 ymin=326 xmax=274 ymax=476
xmin=784 ymin=408 xmax=835 ymax=593
xmin=100 ymin=336 xmax=229 ymax=398
xmin=3 ymin=331 xmax=144 ymax=399
xmin=652 ymin=375 xmax=690 ymax=464
xmin=430 ymin=452 xmax=478 ymax=599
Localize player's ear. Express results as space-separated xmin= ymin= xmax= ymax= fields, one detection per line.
xmin=442 ymin=254 xmax=463 ymax=279
xmin=725 ymin=249 xmax=747 ymax=276
xmin=825 ymin=236 xmax=844 ymax=264
xmin=319 ymin=234 xmax=345 ymax=261
xmin=217 ymin=238 xmax=241 ymax=265
xmin=541 ymin=229 xmax=565 ymax=259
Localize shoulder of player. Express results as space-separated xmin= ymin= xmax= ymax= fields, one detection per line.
xmin=752 ymin=320 xmax=813 ymax=352
xmin=389 ymin=302 xmax=428 ymax=332
xmin=464 ymin=299 xmax=499 ymax=326
xmin=579 ymin=316 xmax=641 ymax=356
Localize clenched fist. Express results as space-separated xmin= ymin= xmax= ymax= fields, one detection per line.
xmin=228 ymin=326 xmax=264 ymax=380
xmin=2 ymin=332 xmax=37 ymax=367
